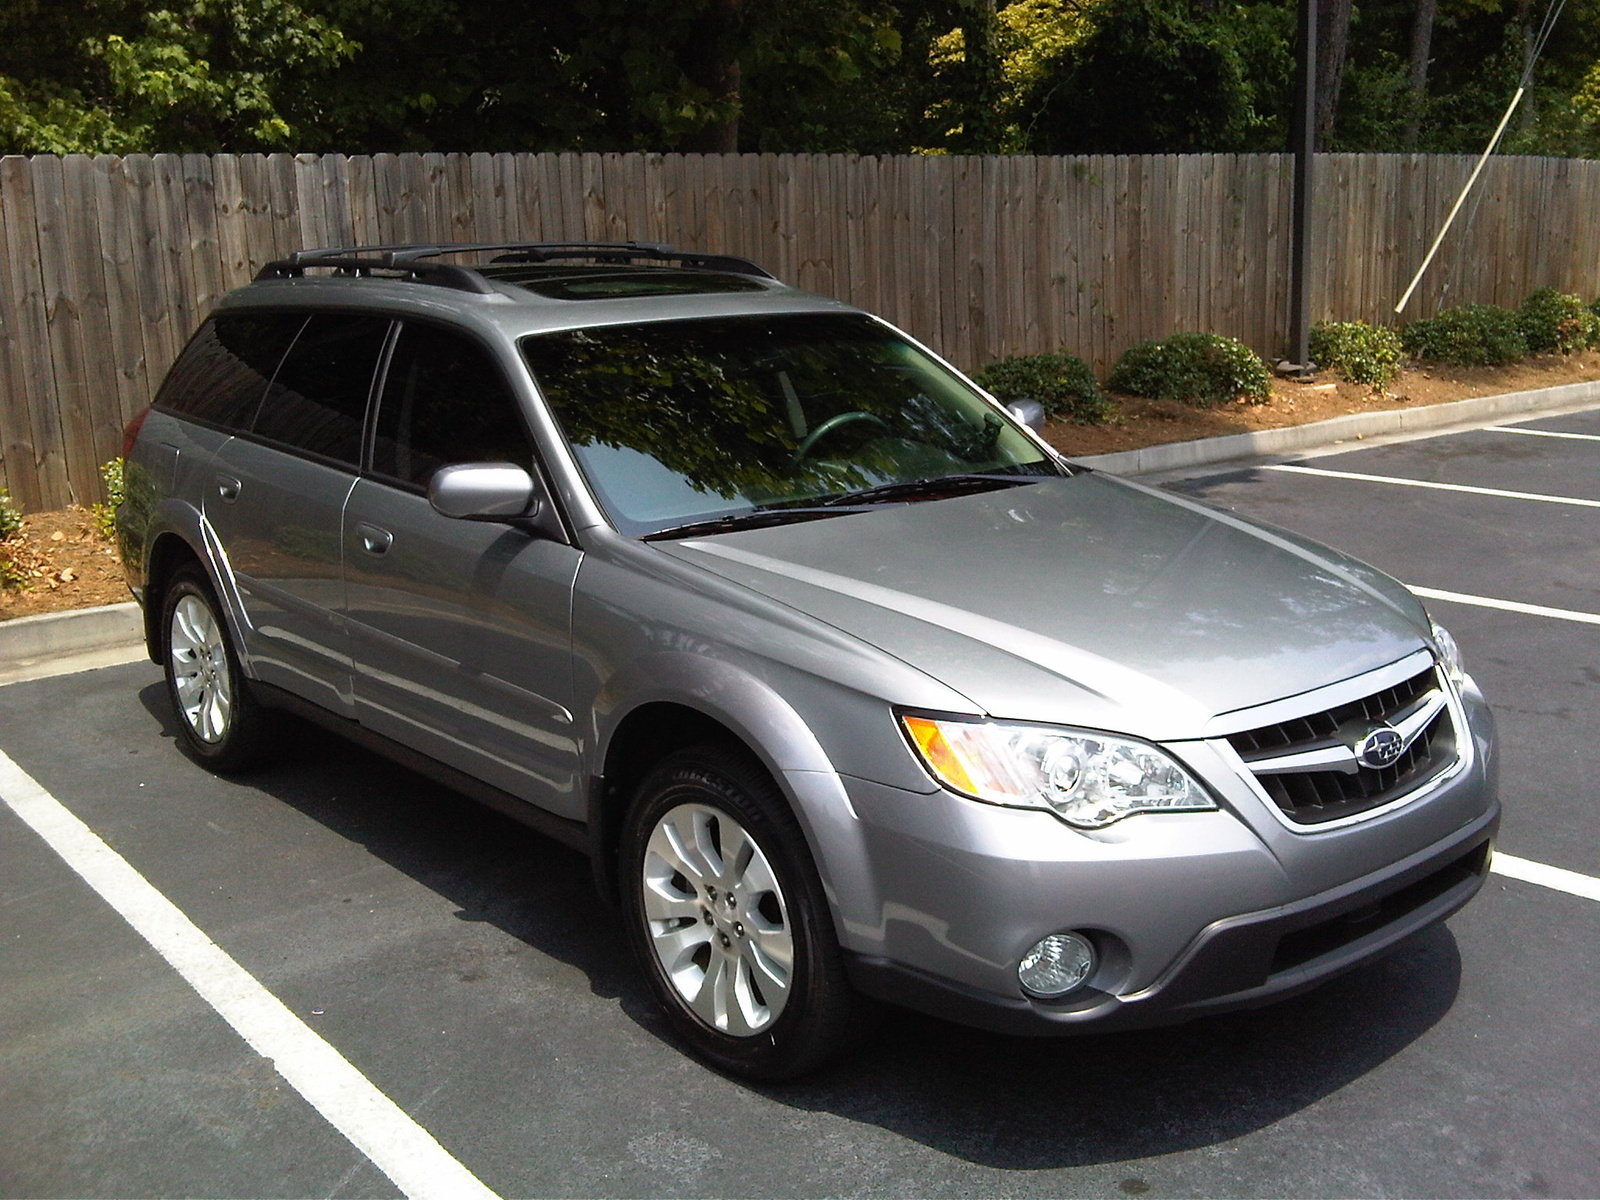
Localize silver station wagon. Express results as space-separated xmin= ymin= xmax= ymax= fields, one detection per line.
xmin=118 ymin=242 xmax=1499 ymax=1079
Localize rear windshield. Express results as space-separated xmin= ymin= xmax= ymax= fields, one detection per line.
xmin=521 ymin=313 xmax=1054 ymax=537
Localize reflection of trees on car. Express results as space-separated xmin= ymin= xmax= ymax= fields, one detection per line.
xmin=522 ymin=314 xmax=1021 ymax=506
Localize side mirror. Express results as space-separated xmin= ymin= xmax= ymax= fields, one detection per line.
xmin=428 ymin=462 xmax=538 ymax=520
xmin=1005 ymin=398 xmax=1046 ymax=432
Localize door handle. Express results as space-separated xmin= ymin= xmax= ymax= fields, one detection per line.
xmin=215 ymin=474 xmax=241 ymax=502
xmin=357 ymin=523 xmax=393 ymax=555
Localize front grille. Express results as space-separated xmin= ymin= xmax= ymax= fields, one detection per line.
xmin=1227 ymin=666 xmax=1458 ymax=825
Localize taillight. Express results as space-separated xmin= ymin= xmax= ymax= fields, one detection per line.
xmin=120 ymin=406 xmax=151 ymax=460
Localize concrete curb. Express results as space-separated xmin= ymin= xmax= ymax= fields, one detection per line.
xmin=0 ymin=601 xmax=143 ymax=664
xmin=1072 ymin=378 xmax=1600 ymax=476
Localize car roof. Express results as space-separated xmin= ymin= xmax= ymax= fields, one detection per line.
xmin=213 ymin=242 xmax=860 ymax=341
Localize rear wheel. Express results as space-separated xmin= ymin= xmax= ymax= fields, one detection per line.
xmin=162 ymin=565 xmax=274 ymax=772
xmin=620 ymin=745 xmax=868 ymax=1079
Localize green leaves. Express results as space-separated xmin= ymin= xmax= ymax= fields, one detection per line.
xmin=1108 ymin=332 xmax=1273 ymax=406
xmin=974 ymin=352 xmax=1110 ymax=424
xmin=1310 ymin=321 xmax=1405 ymax=387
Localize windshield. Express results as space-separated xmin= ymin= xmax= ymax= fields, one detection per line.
xmin=520 ymin=313 xmax=1059 ymax=537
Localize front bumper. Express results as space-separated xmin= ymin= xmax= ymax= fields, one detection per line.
xmin=818 ymin=683 xmax=1498 ymax=1034
xmin=843 ymin=809 xmax=1494 ymax=1035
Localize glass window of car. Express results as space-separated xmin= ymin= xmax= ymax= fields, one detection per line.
xmin=520 ymin=313 xmax=1055 ymax=537
xmin=250 ymin=312 xmax=392 ymax=465
xmin=155 ymin=312 xmax=307 ymax=432
xmin=370 ymin=321 xmax=533 ymax=487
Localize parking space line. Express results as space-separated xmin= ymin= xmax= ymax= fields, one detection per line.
xmin=0 ymin=748 xmax=501 ymax=1200
xmin=1489 ymin=425 xmax=1600 ymax=443
xmin=1493 ymin=852 xmax=1600 ymax=903
xmin=1408 ymin=585 xmax=1600 ymax=627
xmin=1265 ymin=463 xmax=1600 ymax=509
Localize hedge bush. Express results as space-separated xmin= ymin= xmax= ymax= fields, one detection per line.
xmin=92 ymin=458 xmax=125 ymax=540
xmin=0 ymin=488 xmax=21 ymax=542
xmin=1107 ymin=332 xmax=1272 ymax=406
xmin=1519 ymin=288 xmax=1599 ymax=355
xmin=974 ymin=351 xmax=1111 ymax=424
xmin=1401 ymin=304 xmax=1527 ymax=367
xmin=1309 ymin=320 xmax=1404 ymax=386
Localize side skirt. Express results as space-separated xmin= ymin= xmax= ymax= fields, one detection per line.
xmin=250 ymin=680 xmax=592 ymax=857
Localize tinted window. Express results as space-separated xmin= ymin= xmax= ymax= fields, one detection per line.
xmin=520 ymin=313 xmax=1052 ymax=536
xmin=252 ymin=313 xmax=392 ymax=465
xmin=371 ymin=322 xmax=531 ymax=487
xmin=154 ymin=313 xmax=305 ymax=431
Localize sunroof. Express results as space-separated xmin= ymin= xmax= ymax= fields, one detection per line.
xmin=481 ymin=266 xmax=768 ymax=300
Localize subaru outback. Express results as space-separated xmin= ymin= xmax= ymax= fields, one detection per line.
xmin=117 ymin=242 xmax=1499 ymax=1079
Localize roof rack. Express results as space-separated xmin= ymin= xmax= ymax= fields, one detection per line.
xmin=254 ymin=241 xmax=777 ymax=294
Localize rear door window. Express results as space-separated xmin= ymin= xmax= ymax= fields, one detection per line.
xmin=252 ymin=313 xmax=393 ymax=466
xmin=155 ymin=312 xmax=306 ymax=432
xmin=370 ymin=321 xmax=532 ymax=488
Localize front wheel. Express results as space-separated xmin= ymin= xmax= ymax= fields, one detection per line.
xmin=162 ymin=565 xmax=274 ymax=772
xmin=619 ymin=745 xmax=869 ymax=1079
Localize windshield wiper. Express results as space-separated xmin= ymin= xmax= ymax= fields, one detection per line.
xmin=641 ymin=505 xmax=869 ymax=542
xmin=816 ymin=473 xmax=1044 ymax=507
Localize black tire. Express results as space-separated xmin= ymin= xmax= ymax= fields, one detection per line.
xmin=160 ymin=565 xmax=275 ymax=773
xmin=619 ymin=743 xmax=871 ymax=1080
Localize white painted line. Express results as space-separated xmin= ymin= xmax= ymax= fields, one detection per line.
xmin=1493 ymin=852 xmax=1600 ymax=903
xmin=1265 ymin=463 xmax=1600 ymax=509
xmin=0 ymin=748 xmax=501 ymax=1200
xmin=1408 ymin=585 xmax=1600 ymax=627
xmin=1489 ymin=425 xmax=1600 ymax=443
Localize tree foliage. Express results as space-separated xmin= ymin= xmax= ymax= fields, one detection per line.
xmin=1 ymin=0 xmax=1598 ymax=157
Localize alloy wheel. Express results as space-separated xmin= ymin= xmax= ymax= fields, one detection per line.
xmin=640 ymin=802 xmax=795 ymax=1036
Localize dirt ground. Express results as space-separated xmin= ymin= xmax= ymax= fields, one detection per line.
xmin=0 ymin=508 xmax=129 ymax=621
xmin=3 ymin=351 xmax=1599 ymax=624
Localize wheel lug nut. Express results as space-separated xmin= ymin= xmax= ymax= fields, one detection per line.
xmin=734 ymin=922 xmax=744 ymax=937
xmin=702 ymin=909 xmax=713 ymax=924
xmin=718 ymin=932 xmax=731 ymax=948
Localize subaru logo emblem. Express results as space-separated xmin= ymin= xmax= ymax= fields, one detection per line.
xmin=1358 ymin=727 xmax=1405 ymax=768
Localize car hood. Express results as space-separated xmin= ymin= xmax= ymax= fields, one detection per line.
xmin=657 ymin=472 xmax=1431 ymax=740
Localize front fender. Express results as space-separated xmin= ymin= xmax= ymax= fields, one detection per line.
xmin=594 ymin=651 xmax=886 ymax=951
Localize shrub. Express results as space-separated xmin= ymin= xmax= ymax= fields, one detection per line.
xmin=974 ymin=351 xmax=1111 ymax=424
xmin=1519 ymin=288 xmax=1599 ymax=355
xmin=1107 ymin=331 xmax=1272 ymax=406
xmin=1402 ymin=304 xmax=1527 ymax=367
xmin=91 ymin=457 xmax=125 ymax=540
xmin=1309 ymin=320 xmax=1404 ymax=387
xmin=0 ymin=488 xmax=21 ymax=542
xmin=0 ymin=552 xmax=22 ymax=590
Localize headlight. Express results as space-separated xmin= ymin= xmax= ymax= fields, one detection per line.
xmin=1430 ymin=618 xmax=1466 ymax=684
xmin=901 ymin=714 xmax=1216 ymax=829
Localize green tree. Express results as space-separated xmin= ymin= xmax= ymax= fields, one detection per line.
xmin=1026 ymin=0 xmax=1272 ymax=153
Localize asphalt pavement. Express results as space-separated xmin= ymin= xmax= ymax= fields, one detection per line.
xmin=3 ymin=408 xmax=1599 ymax=1199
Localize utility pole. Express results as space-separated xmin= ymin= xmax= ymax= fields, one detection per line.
xmin=1286 ymin=0 xmax=1317 ymax=374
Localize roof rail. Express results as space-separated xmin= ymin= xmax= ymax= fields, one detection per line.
xmin=254 ymin=241 xmax=777 ymax=294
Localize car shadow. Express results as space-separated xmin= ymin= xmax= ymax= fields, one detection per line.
xmin=136 ymin=680 xmax=1463 ymax=1171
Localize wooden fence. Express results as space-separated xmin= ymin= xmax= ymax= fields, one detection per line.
xmin=1 ymin=150 xmax=1597 ymax=511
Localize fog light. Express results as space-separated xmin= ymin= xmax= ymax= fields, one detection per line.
xmin=1018 ymin=932 xmax=1096 ymax=997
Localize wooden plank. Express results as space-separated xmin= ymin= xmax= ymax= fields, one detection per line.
xmin=319 ymin=153 xmax=355 ymax=248
xmin=32 ymin=156 xmax=101 ymax=505
xmin=181 ymin=154 xmax=227 ymax=318
xmin=445 ymin=152 xmax=475 ymax=244
xmin=121 ymin=154 xmax=185 ymax=402
xmin=61 ymin=155 xmax=126 ymax=479
xmin=265 ymin=153 xmax=300 ymax=260
xmin=0 ymin=158 xmax=50 ymax=507
xmin=293 ymin=152 xmax=329 ymax=254
xmin=91 ymin=156 xmax=154 ymax=432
